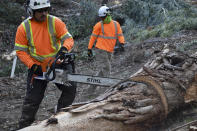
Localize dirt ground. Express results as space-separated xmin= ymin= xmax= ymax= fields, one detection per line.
xmin=1 ymin=30 xmax=197 ymax=131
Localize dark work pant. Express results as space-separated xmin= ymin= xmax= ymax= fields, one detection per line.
xmin=19 ymin=64 xmax=76 ymax=129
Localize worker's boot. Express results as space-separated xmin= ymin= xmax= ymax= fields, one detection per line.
xmin=18 ymin=103 xmax=38 ymax=129
xmin=18 ymin=117 xmax=34 ymax=129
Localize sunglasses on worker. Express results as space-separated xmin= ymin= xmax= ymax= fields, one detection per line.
xmin=34 ymin=7 xmax=49 ymax=13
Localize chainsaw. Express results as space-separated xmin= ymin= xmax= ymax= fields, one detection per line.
xmin=35 ymin=53 xmax=123 ymax=87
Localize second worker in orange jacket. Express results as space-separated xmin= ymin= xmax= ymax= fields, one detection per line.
xmin=88 ymin=5 xmax=125 ymax=77
xmin=87 ymin=5 xmax=125 ymax=97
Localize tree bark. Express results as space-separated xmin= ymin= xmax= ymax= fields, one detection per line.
xmin=19 ymin=45 xmax=197 ymax=131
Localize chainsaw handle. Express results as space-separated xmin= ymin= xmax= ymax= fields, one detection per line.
xmin=44 ymin=53 xmax=75 ymax=81
xmin=44 ymin=55 xmax=59 ymax=81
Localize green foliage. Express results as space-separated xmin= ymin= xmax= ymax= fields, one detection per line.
xmin=120 ymin=19 xmax=137 ymax=42
xmin=0 ymin=59 xmax=27 ymax=77
xmin=119 ymin=0 xmax=183 ymax=25
xmin=0 ymin=24 xmax=17 ymax=52
xmin=67 ymin=1 xmax=98 ymax=39
xmin=51 ymin=0 xmax=71 ymax=7
xmin=0 ymin=1 xmax=26 ymax=24
xmin=113 ymin=0 xmax=197 ymax=42
xmin=177 ymin=40 xmax=197 ymax=52
xmin=0 ymin=61 xmax=12 ymax=77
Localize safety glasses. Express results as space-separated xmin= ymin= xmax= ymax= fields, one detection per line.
xmin=35 ymin=7 xmax=49 ymax=13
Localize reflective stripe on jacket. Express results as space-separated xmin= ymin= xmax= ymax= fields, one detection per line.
xmin=15 ymin=15 xmax=74 ymax=68
xmin=88 ymin=20 xmax=125 ymax=52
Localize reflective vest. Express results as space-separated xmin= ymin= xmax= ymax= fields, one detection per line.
xmin=15 ymin=15 xmax=72 ymax=62
xmin=88 ymin=20 xmax=125 ymax=52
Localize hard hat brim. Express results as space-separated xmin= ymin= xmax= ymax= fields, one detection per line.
xmin=30 ymin=3 xmax=50 ymax=10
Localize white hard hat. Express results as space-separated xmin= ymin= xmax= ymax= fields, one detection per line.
xmin=29 ymin=0 xmax=50 ymax=10
xmin=98 ymin=6 xmax=110 ymax=17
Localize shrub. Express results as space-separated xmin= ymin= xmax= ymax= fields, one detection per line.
xmin=113 ymin=0 xmax=197 ymax=42
xmin=0 ymin=1 xmax=26 ymax=25
xmin=67 ymin=1 xmax=98 ymax=39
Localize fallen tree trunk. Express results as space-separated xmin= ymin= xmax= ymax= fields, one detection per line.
xmin=19 ymin=44 xmax=197 ymax=131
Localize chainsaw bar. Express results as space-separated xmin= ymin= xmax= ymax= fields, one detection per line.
xmin=35 ymin=69 xmax=122 ymax=87
xmin=67 ymin=74 xmax=123 ymax=87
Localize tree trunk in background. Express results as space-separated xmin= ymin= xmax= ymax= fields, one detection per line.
xmin=19 ymin=45 xmax=197 ymax=131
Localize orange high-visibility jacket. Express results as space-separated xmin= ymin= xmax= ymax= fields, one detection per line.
xmin=88 ymin=20 xmax=125 ymax=52
xmin=15 ymin=15 xmax=74 ymax=69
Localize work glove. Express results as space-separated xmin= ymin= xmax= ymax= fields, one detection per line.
xmin=56 ymin=46 xmax=68 ymax=60
xmin=119 ymin=43 xmax=125 ymax=52
xmin=114 ymin=43 xmax=125 ymax=55
xmin=31 ymin=64 xmax=43 ymax=76
xmin=88 ymin=49 xmax=93 ymax=58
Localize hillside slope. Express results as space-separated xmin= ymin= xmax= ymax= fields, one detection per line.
xmin=1 ymin=30 xmax=197 ymax=131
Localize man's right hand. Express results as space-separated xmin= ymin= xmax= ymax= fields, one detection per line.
xmin=119 ymin=43 xmax=125 ymax=52
xmin=31 ymin=64 xmax=42 ymax=76
xmin=88 ymin=49 xmax=93 ymax=58
xmin=56 ymin=46 xmax=68 ymax=60
xmin=114 ymin=43 xmax=125 ymax=55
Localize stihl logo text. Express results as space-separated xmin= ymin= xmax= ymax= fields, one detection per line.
xmin=87 ymin=78 xmax=101 ymax=83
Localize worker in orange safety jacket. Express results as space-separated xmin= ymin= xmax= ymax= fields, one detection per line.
xmin=88 ymin=5 xmax=125 ymax=77
xmin=14 ymin=0 xmax=76 ymax=129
